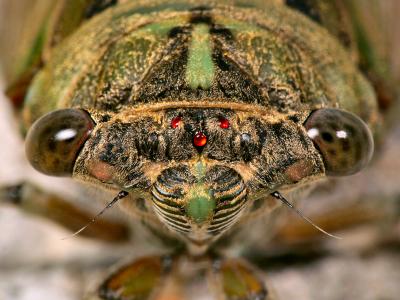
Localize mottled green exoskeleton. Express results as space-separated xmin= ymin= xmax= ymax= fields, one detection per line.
xmin=2 ymin=0 xmax=398 ymax=299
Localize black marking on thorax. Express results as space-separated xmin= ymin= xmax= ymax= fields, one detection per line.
xmin=85 ymin=0 xmax=118 ymax=19
xmin=190 ymin=13 xmax=213 ymax=25
xmin=285 ymin=0 xmax=321 ymax=23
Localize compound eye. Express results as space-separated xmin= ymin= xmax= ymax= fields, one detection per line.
xmin=25 ymin=109 xmax=95 ymax=176
xmin=304 ymin=108 xmax=374 ymax=176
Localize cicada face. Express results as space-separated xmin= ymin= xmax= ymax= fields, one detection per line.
xmin=21 ymin=1 xmax=378 ymax=251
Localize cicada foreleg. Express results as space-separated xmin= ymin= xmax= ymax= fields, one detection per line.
xmin=0 ymin=181 xmax=131 ymax=243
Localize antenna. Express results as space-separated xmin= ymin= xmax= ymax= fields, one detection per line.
xmin=62 ymin=190 xmax=129 ymax=240
xmin=270 ymin=191 xmax=342 ymax=240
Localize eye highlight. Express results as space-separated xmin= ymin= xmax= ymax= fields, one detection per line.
xmin=25 ymin=109 xmax=95 ymax=176
xmin=304 ymin=108 xmax=374 ymax=176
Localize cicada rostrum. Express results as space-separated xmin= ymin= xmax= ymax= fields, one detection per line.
xmin=0 ymin=1 xmax=399 ymax=299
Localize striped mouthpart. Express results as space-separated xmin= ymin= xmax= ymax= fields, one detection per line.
xmin=151 ymin=165 xmax=248 ymax=241
xmin=206 ymin=166 xmax=248 ymax=236
xmin=151 ymin=166 xmax=194 ymax=234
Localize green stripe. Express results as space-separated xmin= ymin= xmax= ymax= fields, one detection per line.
xmin=185 ymin=24 xmax=215 ymax=90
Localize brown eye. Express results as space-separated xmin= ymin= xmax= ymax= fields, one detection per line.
xmin=25 ymin=109 xmax=95 ymax=176
xmin=304 ymin=108 xmax=374 ymax=176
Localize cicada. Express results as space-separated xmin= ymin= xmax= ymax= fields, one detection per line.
xmin=0 ymin=1 xmax=399 ymax=299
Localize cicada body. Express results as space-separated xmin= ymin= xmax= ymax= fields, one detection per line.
xmin=0 ymin=1 xmax=398 ymax=300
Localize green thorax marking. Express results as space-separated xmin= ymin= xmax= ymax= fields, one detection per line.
xmin=185 ymin=161 xmax=215 ymax=224
xmin=185 ymin=23 xmax=215 ymax=90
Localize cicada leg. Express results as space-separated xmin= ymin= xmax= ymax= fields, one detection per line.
xmin=88 ymin=254 xmax=278 ymax=300
xmin=87 ymin=255 xmax=190 ymax=300
xmin=0 ymin=182 xmax=130 ymax=242
xmin=211 ymin=258 xmax=277 ymax=300
xmin=87 ymin=255 xmax=174 ymax=300
xmin=263 ymin=196 xmax=400 ymax=265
